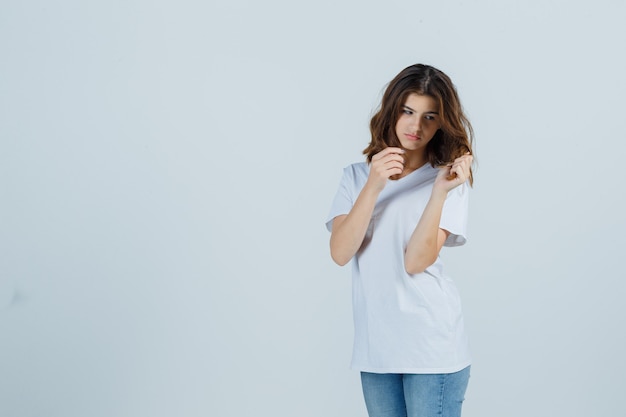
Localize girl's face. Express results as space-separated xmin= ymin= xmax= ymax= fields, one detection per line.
xmin=394 ymin=93 xmax=441 ymax=154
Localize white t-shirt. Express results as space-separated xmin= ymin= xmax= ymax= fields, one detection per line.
xmin=326 ymin=161 xmax=471 ymax=374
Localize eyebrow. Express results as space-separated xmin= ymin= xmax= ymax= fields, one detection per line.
xmin=403 ymin=105 xmax=439 ymax=115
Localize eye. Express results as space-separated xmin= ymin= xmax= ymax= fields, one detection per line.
xmin=424 ymin=115 xmax=436 ymax=121
xmin=402 ymin=109 xmax=413 ymax=115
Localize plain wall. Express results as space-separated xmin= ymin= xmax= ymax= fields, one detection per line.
xmin=1 ymin=0 xmax=625 ymax=416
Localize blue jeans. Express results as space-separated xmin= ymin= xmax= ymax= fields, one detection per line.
xmin=360 ymin=366 xmax=470 ymax=417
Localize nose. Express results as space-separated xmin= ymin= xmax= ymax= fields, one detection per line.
xmin=411 ymin=116 xmax=421 ymax=132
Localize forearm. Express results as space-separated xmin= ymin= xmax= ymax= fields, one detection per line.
xmin=330 ymin=185 xmax=380 ymax=265
xmin=404 ymin=189 xmax=448 ymax=274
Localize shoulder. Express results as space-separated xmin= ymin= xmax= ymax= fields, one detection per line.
xmin=332 ymin=162 xmax=369 ymax=199
xmin=340 ymin=162 xmax=369 ymax=184
xmin=344 ymin=161 xmax=369 ymax=175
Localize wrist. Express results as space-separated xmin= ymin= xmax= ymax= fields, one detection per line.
xmin=430 ymin=187 xmax=448 ymax=202
xmin=364 ymin=178 xmax=386 ymax=194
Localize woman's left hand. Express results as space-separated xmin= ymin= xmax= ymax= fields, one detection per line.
xmin=434 ymin=153 xmax=473 ymax=192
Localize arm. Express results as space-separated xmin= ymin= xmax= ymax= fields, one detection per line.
xmin=404 ymin=154 xmax=472 ymax=274
xmin=330 ymin=148 xmax=405 ymax=266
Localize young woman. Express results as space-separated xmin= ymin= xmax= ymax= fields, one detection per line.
xmin=326 ymin=64 xmax=475 ymax=417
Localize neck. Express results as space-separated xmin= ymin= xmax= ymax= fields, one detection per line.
xmin=403 ymin=149 xmax=428 ymax=171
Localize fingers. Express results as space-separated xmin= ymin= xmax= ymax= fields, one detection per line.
xmin=371 ymin=147 xmax=404 ymax=162
xmin=370 ymin=148 xmax=405 ymax=182
xmin=448 ymin=154 xmax=473 ymax=183
xmin=376 ymin=157 xmax=404 ymax=175
xmin=445 ymin=170 xmax=457 ymax=181
xmin=373 ymin=148 xmax=405 ymax=172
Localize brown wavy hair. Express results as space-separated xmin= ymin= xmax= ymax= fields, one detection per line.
xmin=363 ymin=64 xmax=475 ymax=185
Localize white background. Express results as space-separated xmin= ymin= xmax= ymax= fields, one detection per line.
xmin=1 ymin=0 xmax=625 ymax=416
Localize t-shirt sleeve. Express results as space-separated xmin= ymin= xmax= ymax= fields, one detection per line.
xmin=440 ymin=181 xmax=470 ymax=247
xmin=325 ymin=167 xmax=355 ymax=232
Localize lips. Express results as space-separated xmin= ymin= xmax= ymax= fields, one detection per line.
xmin=404 ymin=133 xmax=420 ymax=141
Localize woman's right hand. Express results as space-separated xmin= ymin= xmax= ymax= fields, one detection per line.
xmin=330 ymin=147 xmax=405 ymax=265
xmin=366 ymin=147 xmax=405 ymax=190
